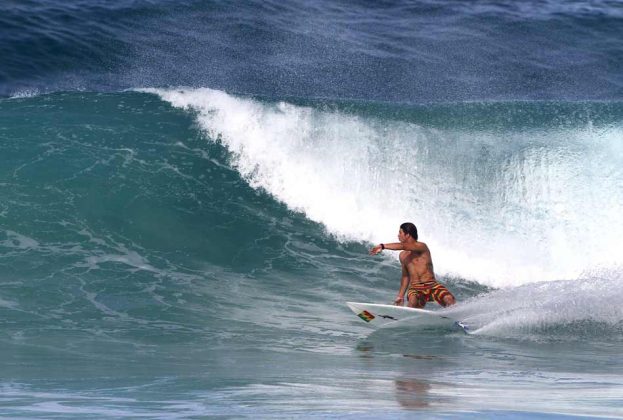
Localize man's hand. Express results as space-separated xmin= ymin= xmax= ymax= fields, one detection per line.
xmin=369 ymin=244 xmax=383 ymax=255
xmin=394 ymin=296 xmax=404 ymax=306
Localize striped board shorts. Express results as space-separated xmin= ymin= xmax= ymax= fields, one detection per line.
xmin=407 ymin=280 xmax=453 ymax=306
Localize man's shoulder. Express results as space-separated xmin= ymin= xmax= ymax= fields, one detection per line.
xmin=415 ymin=240 xmax=429 ymax=249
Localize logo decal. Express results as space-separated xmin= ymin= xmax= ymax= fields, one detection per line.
xmin=357 ymin=310 xmax=375 ymax=322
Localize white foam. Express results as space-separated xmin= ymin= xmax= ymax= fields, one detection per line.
xmin=143 ymin=88 xmax=623 ymax=287
xmin=81 ymin=249 xmax=158 ymax=273
xmin=444 ymin=268 xmax=623 ymax=336
xmin=1 ymin=230 xmax=40 ymax=250
xmin=9 ymin=89 xmax=40 ymax=99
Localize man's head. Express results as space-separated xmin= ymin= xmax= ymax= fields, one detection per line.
xmin=399 ymin=222 xmax=418 ymax=242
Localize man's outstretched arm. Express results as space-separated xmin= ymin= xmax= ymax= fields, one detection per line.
xmin=369 ymin=242 xmax=426 ymax=255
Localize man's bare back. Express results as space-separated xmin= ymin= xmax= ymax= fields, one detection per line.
xmin=369 ymin=222 xmax=456 ymax=308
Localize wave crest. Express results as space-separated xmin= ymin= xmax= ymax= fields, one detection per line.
xmin=144 ymin=88 xmax=623 ymax=287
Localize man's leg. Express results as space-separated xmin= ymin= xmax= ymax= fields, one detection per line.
xmin=407 ymin=291 xmax=427 ymax=308
xmin=432 ymin=283 xmax=456 ymax=307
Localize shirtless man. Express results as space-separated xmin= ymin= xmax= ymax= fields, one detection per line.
xmin=369 ymin=222 xmax=455 ymax=308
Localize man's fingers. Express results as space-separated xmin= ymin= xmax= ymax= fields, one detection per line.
xmin=369 ymin=246 xmax=382 ymax=254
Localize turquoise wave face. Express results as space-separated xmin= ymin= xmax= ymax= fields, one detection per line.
xmin=0 ymin=91 xmax=421 ymax=351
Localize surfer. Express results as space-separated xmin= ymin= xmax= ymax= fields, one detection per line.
xmin=369 ymin=222 xmax=456 ymax=308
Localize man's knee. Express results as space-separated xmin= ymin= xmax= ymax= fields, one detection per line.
xmin=443 ymin=295 xmax=456 ymax=306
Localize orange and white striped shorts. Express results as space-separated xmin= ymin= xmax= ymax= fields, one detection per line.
xmin=407 ymin=280 xmax=453 ymax=306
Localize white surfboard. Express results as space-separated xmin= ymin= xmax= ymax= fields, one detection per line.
xmin=346 ymin=301 xmax=469 ymax=333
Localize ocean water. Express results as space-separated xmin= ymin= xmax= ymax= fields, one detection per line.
xmin=1 ymin=1 xmax=622 ymax=418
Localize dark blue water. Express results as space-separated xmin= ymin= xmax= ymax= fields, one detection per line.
xmin=2 ymin=0 xmax=623 ymax=101
xmin=1 ymin=1 xmax=622 ymax=418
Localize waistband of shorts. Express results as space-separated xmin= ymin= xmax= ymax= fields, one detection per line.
xmin=408 ymin=281 xmax=437 ymax=290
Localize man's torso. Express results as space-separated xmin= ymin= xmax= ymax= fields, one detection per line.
xmin=400 ymin=245 xmax=435 ymax=286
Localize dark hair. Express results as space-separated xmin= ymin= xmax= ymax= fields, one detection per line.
xmin=400 ymin=222 xmax=418 ymax=240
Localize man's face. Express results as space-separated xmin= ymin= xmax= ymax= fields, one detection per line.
xmin=398 ymin=229 xmax=407 ymax=243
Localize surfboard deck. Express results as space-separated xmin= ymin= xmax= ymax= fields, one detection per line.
xmin=346 ymin=301 xmax=469 ymax=333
